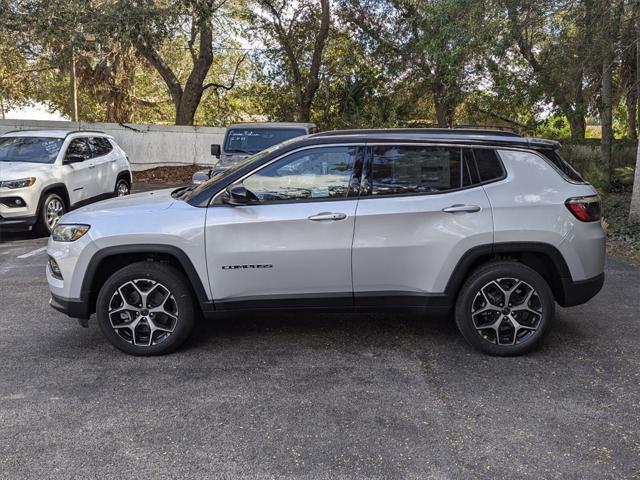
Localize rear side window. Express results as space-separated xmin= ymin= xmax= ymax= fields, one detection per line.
xmin=87 ymin=137 xmax=113 ymax=157
xmin=473 ymin=148 xmax=504 ymax=182
xmin=369 ymin=145 xmax=465 ymax=196
xmin=537 ymin=148 xmax=585 ymax=183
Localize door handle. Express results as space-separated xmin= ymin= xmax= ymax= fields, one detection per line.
xmin=308 ymin=212 xmax=347 ymax=221
xmin=442 ymin=204 xmax=481 ymax=213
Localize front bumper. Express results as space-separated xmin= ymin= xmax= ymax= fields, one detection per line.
xmin=50 ymin=293 xmax=91 ymax=319
xmin=0 ymin=214 xmax=37 ymax=230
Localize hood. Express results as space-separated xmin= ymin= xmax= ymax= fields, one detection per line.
xmin=219 ymin=152 xmax=251 ymax=164
xmin=0 ymin=161 xmax=53 ymax=179
xmin=60 ymin=188 xmax=176 ymax=223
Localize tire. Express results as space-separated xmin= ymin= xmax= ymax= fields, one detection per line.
xmin=115 ymin=177 xmax=130 ymax=197
xmin=96 ymin=262 xmax=195 ymax=356
xmin=35 ymin=192 xmax=66 ymax=236
xmin=455 ymin=261 xmax=554 ymax=356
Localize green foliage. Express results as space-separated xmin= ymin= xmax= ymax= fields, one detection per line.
xmin=603 ymin=192 xmax=640 ymax=249
xmin=538 ymin=115 xmax=572 ymax=139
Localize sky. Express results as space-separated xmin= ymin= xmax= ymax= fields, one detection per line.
xmin=3 ymin=103 xmax=66 ymax=121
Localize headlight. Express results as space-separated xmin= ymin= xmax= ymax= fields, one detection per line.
xmin=0 ymin=177 xmax=36 ymax=189
xmin=52 ymin=224 xmax=90 ymax=242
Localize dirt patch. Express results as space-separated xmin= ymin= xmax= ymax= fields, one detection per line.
xmin=607 ymin=239 xmax=640 ymax=267
xmin=133 ymin=165 xmax=212 ymax=184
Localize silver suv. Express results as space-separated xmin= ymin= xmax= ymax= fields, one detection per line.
xmin=192 ymin=122 xmax=317 ymax=184
xmin=46 ymin=129 xmax=605 ymax=356
xmin=0 ymin=130 xmax=132 ymax=234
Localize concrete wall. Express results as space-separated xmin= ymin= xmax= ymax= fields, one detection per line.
xmin=0 ymin=119 xmax=225 ymax=171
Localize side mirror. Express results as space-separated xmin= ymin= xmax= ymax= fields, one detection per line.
xmin=64 ymin=153 xmax=85 ymax=164
xmin=222 ymin=184 xmax=257 ymax=206
xmin=211 ymin=144 xmax=221 ymax=158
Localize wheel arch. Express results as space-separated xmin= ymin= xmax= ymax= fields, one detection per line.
xmin=40 ymin=183 xmax=70 ymax=210
xmin=445 ymin=242 xmax=573 ymax=306
xmin=116 ymin=170 xmax=132 ymax=186
xmin=81 ymin=244 xmax=212 ymax=317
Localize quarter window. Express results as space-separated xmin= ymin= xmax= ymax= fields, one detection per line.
xmin=243 ymin=146 xmax=356 ymax=202
xmin=369 ymin=145 xmax=465 ymax=196
xmin=473 ymin=148 xmax=504 ymax=182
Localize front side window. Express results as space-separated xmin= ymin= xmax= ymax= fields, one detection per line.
xmin=243 ymin=146 xmax=356 ymax=202
xmin=224 ymin=128 xmax=307 ymax=154
xmin=66 ymin=138 xmax=91 ymax=160
xmin=369 ymin=145 xmax=465 ymax=196
xmin=0 ymin=137 xmax=63 ymax=164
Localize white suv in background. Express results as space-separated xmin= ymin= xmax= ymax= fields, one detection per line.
xmin=46 ymin=129 xmax=605 ymax=357
xmin=0 ymin=130 xmax=132 ymax=234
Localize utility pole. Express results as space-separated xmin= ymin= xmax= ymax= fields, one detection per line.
xmin=69 ymin=45 xmax=78 ymax=122
xmin=631 ymin=0 xmax=640 ymax=224
xmin=68 ymin=32 xmax=95 ymax=123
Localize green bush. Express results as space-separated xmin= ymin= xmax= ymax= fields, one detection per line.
xmin=602 ymin=192 xmax=640 ymax=250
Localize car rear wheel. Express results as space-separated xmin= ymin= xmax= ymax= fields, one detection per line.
xmin=35 ymin=192 xmax=66 ymax=236
xmin=455 ymin=261 xmax=554 ymax=356
xmin=96 ymin=262 xmax=195 ymax=355
xmin=115 ymin=178 xmax=130 ymax=196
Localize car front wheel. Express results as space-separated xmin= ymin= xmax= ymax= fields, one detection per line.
xmin=96 ymin=262 xmax=195 ymax=355
xmin=455 ymin=261 xmax=554 ymax=356
xmin=35 ymin=192 xmax=66 ymax=235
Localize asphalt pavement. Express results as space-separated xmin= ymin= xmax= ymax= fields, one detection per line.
xmin=0 ymin=210 xmax=639 ymax=478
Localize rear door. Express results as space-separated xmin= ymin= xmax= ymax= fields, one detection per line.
xmin=352 ymin=144 xmax=494 ymax=305
xmin=87 ymin=137 xmax=117 ymax=195
xmin=62 ymin=138 xmax=95 ymax=204
xmin=205 ymin=145 xmax=364 ymax=307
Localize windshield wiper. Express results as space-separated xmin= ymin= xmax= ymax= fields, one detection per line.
xmin=171 ymin=185 xmax=195 ymax=200
xmin=227 ymin=148 xmax=255 ymax=155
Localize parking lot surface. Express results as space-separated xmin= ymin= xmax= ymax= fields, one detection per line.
xmin=1 ymin=224 xmax=639 ymax=478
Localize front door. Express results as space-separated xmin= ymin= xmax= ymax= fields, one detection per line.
xmin=352 ymin=144 xmax=494 ymax=305
xmin=205 ymin=145 xmax=363 ymax=308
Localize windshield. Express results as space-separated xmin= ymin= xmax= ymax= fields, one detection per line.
xmin=224 ymin=128 xmax=306 ymax=154
xmin=0 ymin=137 xmax=64 ymax=164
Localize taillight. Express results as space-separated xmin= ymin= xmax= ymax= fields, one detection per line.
xmin=565 ymin=195 xmax=601 ymax=222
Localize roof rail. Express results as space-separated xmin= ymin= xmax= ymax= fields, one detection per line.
xmin=312 ymin=128 xmax=523 ymax=138
xmin=65 ymin=130 xmax=106 ymax=137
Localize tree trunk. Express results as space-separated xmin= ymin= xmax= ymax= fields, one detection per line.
xmin=298 ymin=96 xmax=313 ymax=123
xmin=626 ymin=88 xmax=637 ymax=140
xmin=631 ymin=8 xmax=640 ymax=225
xmin=434 ymin=99 xmax=454 ymax=127
xmin=600 ymin=0 xmax=614 ymax=181
xmin=296 ymin=0 xmax=330 ymax=123
xmin=566 ymin=109 xmax=587 ymax=141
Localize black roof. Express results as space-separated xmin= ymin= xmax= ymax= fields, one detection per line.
xmin=308 ymin=128 xmax=560 ymax=149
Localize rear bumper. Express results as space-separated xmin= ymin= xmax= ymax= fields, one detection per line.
xmin=558 ymin=272 xmax=604 ymax=307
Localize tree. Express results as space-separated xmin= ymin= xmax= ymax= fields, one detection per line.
xmin=106 ymin=0 xmax=246 ymax=125
xmin=0 ymin=34 xmax=34 ymax=118
xmin=245 ymin=0 xmax=330 ymax=122
xmin=503 ymin=0 xmax=600 ymax=141
xmin=344 ymin=0 xmax=491 ymax=127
